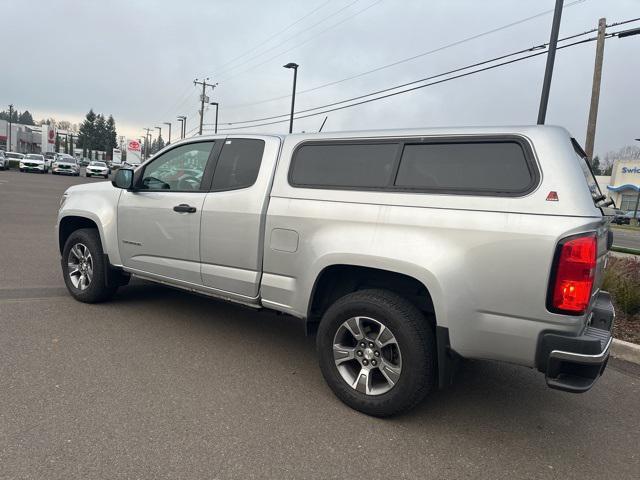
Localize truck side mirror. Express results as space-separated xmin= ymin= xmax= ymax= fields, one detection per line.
xmin=112 ymin=168 xmax=134 ymax=190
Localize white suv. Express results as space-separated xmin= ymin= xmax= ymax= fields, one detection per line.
xmin=20 ymin=154 xmax=48 ymax=173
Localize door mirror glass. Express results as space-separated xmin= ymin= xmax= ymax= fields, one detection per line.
xmin=112 ymin=168 xmax=134 ymax=189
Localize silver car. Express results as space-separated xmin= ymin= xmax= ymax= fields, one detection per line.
xmin=56 ymin=126 xmax=614 ymax=416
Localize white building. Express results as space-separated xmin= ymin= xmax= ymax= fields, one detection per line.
xmin=598 ymin=158 xmax=640 ymax=211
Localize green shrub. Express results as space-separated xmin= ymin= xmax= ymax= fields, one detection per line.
xmin=603 ymin=256 xmax=640 ymax=315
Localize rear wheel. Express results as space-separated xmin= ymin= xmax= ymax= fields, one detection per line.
xmin=62 ymin=228 xmax=118 ymax=303
xmin=317 ymin=289 xmax=436 ymax=417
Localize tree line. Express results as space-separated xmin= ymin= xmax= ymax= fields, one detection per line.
xmin=591 ymin=145 xmax=640 ymax=175
xmin=76 ymin=109 xmax=118 ymax=160
xmin=0 ymin=109 xmax=35 ymax=125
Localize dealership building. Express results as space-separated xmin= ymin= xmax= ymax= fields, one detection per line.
xmin=595 ymin=157 xmax=640 ymax=211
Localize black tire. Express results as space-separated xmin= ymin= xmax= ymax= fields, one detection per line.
xmin=61 ymin=228 xmax=118 ymax=303
xmin=85 ymin=173 xmax=90 ymax=177
xmin=317 ymin=289 xmax=436 ymax=417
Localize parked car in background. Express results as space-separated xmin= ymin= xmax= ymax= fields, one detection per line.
xmin=57 ymin=126 xmax=614 ymax=416
xmin=615 ymin=210 xmax=640 ymax=225
xmin=20 ymin=153 xmax=48 ymax=173
xmin=5 ymin=152 xmax=25 ymax=168
xmin=44 ymin=152 xmax=58 ymax=171
xmin=85 ymin=161 xmax=110 ymax=178
xmin=0 ymin=151 xmax=8 ymax=170
xmin=612 ymin=209 xmax=628 ymax=224
xmin=78 ymin=158 xmax=90 ymax=167
xmin=52 ymin=154 xmax=80 ymax=176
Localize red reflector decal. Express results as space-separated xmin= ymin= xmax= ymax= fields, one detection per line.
xmin=546 ymin=191 xmax=559 ymax=201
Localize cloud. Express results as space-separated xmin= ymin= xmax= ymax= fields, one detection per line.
xmin=4 ymin=0 xmax=639 ymax=154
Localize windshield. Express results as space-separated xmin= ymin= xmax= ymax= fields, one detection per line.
xmin=25 ymin=154 xmax=43 ymax=160
xmin=90 ymin=162 xmax=107 ymax=167
xmin=44 ymin=152 xmax=56 ymax=157
xmin=6 ymin=153 xmax=24 ymax=159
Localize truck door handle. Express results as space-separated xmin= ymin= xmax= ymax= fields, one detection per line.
xmin=173 ymin=204 xmax=197 ymax=213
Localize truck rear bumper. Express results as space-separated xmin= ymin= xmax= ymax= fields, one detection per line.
xmin=536 ymin=291 xmax=614 ymax=393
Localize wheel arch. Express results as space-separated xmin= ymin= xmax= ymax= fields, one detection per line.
xmin=58 ymin=215 xmax=104 ymax=255
xmin=307 ymin=263 xmax=437 ymax=326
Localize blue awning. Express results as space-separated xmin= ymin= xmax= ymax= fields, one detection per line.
xmin=607 ymin=184 xmax=640 ymax=192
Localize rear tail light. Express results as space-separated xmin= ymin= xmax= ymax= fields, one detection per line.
xmin=547 ymin=233 xmax=597 ymax=315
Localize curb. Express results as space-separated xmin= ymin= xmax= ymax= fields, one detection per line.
xmin=610 ymin=246 xmax=640 ymax=256
xmin=611 ymin=338 xmax=640 ymax=365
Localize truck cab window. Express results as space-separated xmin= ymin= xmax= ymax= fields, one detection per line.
xmin=141 ymin=142 xmax=214 ymax=191
xmin=211 ymin=139 xmax=265 ymax=191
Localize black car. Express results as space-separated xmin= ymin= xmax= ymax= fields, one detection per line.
xmin=614 ymin=210 xmax=640 ymax=225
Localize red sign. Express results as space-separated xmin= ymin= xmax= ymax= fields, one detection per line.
xmin=128 ymin=140 xmax=141 ymax=151
xmin=48 ymin=128 xmax=55 ymax=144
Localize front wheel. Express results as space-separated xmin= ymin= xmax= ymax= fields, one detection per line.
xmin=317 ymin=289 xmax=436 ymax=417
xmin=62 ymin=228 xmax=118 ymax=303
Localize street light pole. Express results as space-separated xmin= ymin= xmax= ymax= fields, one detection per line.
xmin=143 ymin=128 xmax=152 ymax=160
xmin=8 ymin=104 xmax=13 ymax=151
xmin=164 ymin=122 xmax=172 ymax=144
xmin=537 ymin=0 xmax=564 ymax=125
xmin=283 ymin=63 xmax=299 ymax=134
xmin=210 ymin=102 xmax=219 ymax=134
xmin=177 ymin=115 xmax=187 ymax=138
xmin=633 ymin=139 xmax=640 ymax=225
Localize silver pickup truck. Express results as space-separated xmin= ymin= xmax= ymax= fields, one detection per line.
xmin=56 ymin=126 xmax=614 ymax=416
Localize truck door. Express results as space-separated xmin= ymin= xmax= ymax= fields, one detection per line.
xmin=199 ymin=136 xmax=280 ymax=299
xmin=117 ymin=140 xmax=220 ymax=285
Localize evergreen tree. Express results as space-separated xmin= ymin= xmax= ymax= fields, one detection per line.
xmin=94 ymin=114 xmax=107 ymax=152
xmin=156 ymin=135 xmax=165 ymax=152
xmin=151 ymin=138 xmax=158 ymax=154
xmin=55 ymin=134 xmax=60 ymax=153
xmin=18 ymin=110 xmax=35 ymax=125
xmin=0 ymin=109 xmax=19 ymax=122
xmin=78 ymin=109 xmax=97 ymax=158
xmin=591 ymin=155 xmax=601 ymax=175
xmin=64 ymin=135 xmax=69 ymax=154
xmin=105 ymin=115 xmax=117 ymax=157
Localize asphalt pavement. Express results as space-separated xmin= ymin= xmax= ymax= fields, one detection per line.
xmin=611 ymin=226 xmax=640 ymax=250
xmin=1 ymin=169 xmax=639 ymax=479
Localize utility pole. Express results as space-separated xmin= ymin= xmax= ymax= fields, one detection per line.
xmin=537 ymin=0 xmax=563 ymax=125
xmin=164 ymin=122 xmax=172 ymax=144
xmin=8 ymin=104 xmax=14 ymax=151
xmin=584 ymin=18 xmax=607 ymax=161
xmin=194 ymin=78 xmax=217 ymax=135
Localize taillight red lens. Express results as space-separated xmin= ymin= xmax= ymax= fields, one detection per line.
xmin=549 ymin=234 xmax=597 ymax=314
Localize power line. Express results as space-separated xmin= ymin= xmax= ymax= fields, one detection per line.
xmin=222 ymin=0 xmax=589 ymax=110
xmin=214 ymin=0 xmax=362 ymax=80
xmin=205 ymin=34 xmax=618 ymax=132
xmin=217 ymin=0 xmax=384 ymax=83
xmin=203 ymin=0 xmax=334 ymax=76
xmin=206 ymin=29 xmax=594 ymax=127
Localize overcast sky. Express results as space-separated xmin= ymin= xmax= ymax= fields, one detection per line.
xmin=3 ymin=0 xmax=639 ymax=156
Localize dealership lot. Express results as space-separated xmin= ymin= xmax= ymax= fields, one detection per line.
xmin=0 ymin=170 xmax=639 ymax=479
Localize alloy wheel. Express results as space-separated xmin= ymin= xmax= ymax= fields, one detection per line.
xmin=67 ymin=243 xmax=93 ymax=290
xmin=332 ymin=316 xmax=402 ymax=395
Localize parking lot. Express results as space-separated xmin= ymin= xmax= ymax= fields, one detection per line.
xmin=0 ymin=169 xmax=639 ymax=479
